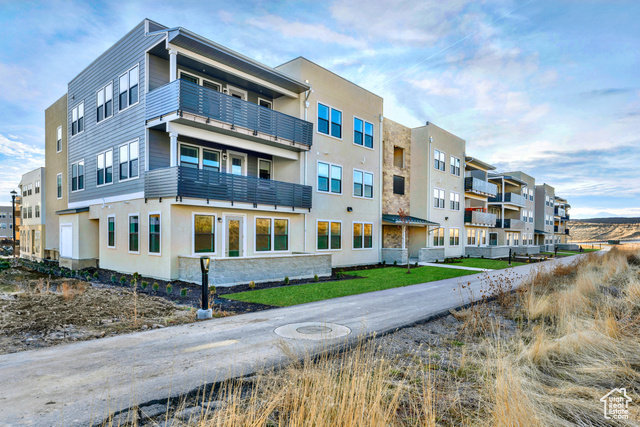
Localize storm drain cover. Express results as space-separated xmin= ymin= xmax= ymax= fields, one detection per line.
xmin=274 ymin=322 xmax=351 ymax=340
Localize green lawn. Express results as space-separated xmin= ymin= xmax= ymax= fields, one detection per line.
xmin=223 ymin=266 xmax=476 ymax=307
xmin=447 ymin=258 xmax=526 ymax=269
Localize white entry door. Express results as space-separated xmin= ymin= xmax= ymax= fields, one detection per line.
xmin=60 ymin=224 xmax=73 ymax=258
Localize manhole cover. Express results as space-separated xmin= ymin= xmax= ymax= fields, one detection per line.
xmin=274 ymin=322 xmax=351 ymax=340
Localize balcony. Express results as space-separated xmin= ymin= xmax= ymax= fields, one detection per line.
xmin=565 ymin=229 xmax=570 ymax=235
xmin=489 ymin=192 xmax=527 ymax=207
xmin=464 ymin=210 xmax=497 ymax=227
xmin=145 ymin=166 xmax=312 ymax=210
xmin=146 ymin=79 xmax=314 ymax=148
xmin=495 ymin=219 xmax=526 ymax=230
xmin=554 ymin=225 xmax=559 ymax=232
xmin=554 ymin=207 xmax=566 ymax=217
xmin=464 ymin=177 xmax=498 ymax=197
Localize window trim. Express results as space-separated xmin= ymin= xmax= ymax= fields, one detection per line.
xmin=257 ymin=97 xmax=273 ymax=109
xmin=226 ymin=84 xmax=248 ymax=101
xmin=449 ymin=227 xmax=460 ymax=246
xmin=316 ymin=219 xmax=342 ymax=251
xmin=434 ymin=149 xmax=446 ymax=172
xmin=118 ymin=138 xmax=140 ymax=183
xmin=258 ymin=158 xmax=272 ymax=180
xmin=96 ymin=148 xmax=114 ymax=187
xmin=316 ymin=102 xmax=343 ymax=140
xmin=56 ymin=126 xmax=62 ymax=153
xmin=70 ymin=101 xmax=85 ymax=137
xmin=449 ymin=155 xmax=461 ymax=176
xmin=449 ymin=192 xmax=460 ymax=211
xmin=433 ymin=227 xmax=445 ymax=247
xmin=107 ymin=214 xmax=116 ymax=249
xmin=352 ymin=168 xmax=374 ymax=200
xmin=317 ymin=161 xmax=343 ymax=195
xmin=191 ymin=212 xmax=218 ymax=256
xmin=118 ymin=63 xmax=140 ymax=113
xmin=254 ymin=216 xmax=290 ymax=253
xmin=128 ymin=213 xmax=140 ymax=255
xmin=433 ymin=187 xmax=445 ymax=210
xmin=353 ymin=116 xmax=374 ymax=150
xmin=56 ymin=173 xmax=62 ymax=199
xmin=96 ymin=80 xmax=114 ymax=125
xmin=70 ymin=159 xmax=85 ymax=193
xmin=148 ymin=211 xmax=161 ymax=256
xmin=352 ymin=221 xmax=374 ymax=250
xmin=392 ymin=174 xmax=405 ymax=195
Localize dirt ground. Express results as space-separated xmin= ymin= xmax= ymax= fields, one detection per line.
xmin=0 ymin=265 xmax=226 ymax=355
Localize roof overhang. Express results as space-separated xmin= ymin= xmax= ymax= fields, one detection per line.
xmin=465 ymin=156 xmax=496 ymax=171
xmin=56 ymin=207 xmax=89 ymax=215
xmin=382 ymin=214 xmax=439 ymax=227
xmin=534 ymin=229 xmax=551 ymax=235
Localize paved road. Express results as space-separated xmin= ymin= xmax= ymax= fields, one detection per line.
xmin=0 ymin=255 xmax=583 ymax=426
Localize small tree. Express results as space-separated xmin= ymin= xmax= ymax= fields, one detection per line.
xmin=398 ymin=208 xmax=411 ymax=274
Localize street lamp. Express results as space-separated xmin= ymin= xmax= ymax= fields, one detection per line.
xmin=10 ymin=190 xmax=17 ymax=261
xmin=197 ymin=256 xmax=212 ymax=320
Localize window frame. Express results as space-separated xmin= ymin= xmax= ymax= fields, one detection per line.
xmin=96 ymin=80 xmax=114 ymax=124
xmin=96 ymin=149 xmax=114 ymax=187
xmin=433 ymin=227 xmax=445 ymax=247
xmin=118 ymin=139 xmax=140 ymax=182
xmin=352 ymin=221 xmax=374 ymax=250
xmin=258 ymin=158 xmax=273 ymax=180
xmin=192 ymin=212 xmax=217 ymax=256
xmin=107 ymin=215 xmax=116 ymax=249
xmin=118 ymin=63 xmax=140 ymax=112
xmin=56 ymin=126 xmax=62 ymax=153
xmin=257 ymin=97 xmax=273 ymax=109
xmin=316 ymin=219 xmax=342 ymax=251
xmin=35 ymin=181 xmax=40 ymax=194
xmin=254 ymin=216 xmax=290 ymax=253
xmin=450 ymin=156 xmax=461 ymax=176
xmin=317 ymin=102 xmax=343 ymax=140
xmin=449 ymin=227 xmax=460 ymax=246
xmin=433 ymin=188 xmax=445 ymax=209
xmin=434 ymin=149 xmax=446 ymax=172
xmin=353 ymin=168 xmax=374 ymax=199
xmin=449 ymin=192 xmax=460 ymax=211
xmin=70 ymin=159 xmax=85 ymax=192
xmin=56 ymin=173 xmax=62 ymax=199
xmin=128 ymin=213 xmax=140 ymax=254
xmin=353 ymin=116 xmax=374 ymax=150
xmin=393 ymin=175 xmax=405 ymax=195
xmin=148 ymin=212 xmax=161 ymax=256
xmin=317 ymin=161 xmax=343 ymax=195
xmin=71 ymin=101 xmax=85 ymax=137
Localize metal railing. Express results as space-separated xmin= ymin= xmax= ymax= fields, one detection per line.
xmin=464 ymin=210 xmax=497 ymax=226
xmin=495 ymin=218 xmax=526 ymax=230
xmin=464 ymin=177 xmax=498 ymax=197
xmin=489 ymin=192 xmax=527 ymax=206
xmin=145 ymin=166 xmax=312 ymax=209
xmin=146 ymin=79 xmax=314 ymax=146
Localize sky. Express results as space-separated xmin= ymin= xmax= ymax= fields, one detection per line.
xmin=0 ymin=0 xmax=638 ymax=218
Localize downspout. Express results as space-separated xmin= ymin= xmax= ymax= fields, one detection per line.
xmin=379 ymin=114 xmax=384 ymax=262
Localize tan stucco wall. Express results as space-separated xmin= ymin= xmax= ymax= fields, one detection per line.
xmin=45 ymin=94 xmax=68 ymax=257
xmin=19 ymin=224 xmax=46 ymax=260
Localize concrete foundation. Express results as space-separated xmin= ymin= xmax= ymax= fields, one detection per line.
xmin=512 ymin=245 xmax=541 ymax=255
xmin=59 ymin=257 xmax=98 ymax=270
xmin=381 ymin=248 xmax=408 ymax=265
xmin=418 ymin=247 xmax=445 ymax=263
xmin=558 ymin=243 xmax=580 ymax=251
xmin=465 ymin=246 xmax=510 ymax=259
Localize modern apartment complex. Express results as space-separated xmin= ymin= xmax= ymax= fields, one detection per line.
xmin=0 ymin=206 xmax=15 ymax=240
xmin=535 ymin=183 xmax=556 ymax=251
xmin=554 ymin=196 xmax=571 ymax=244
xmin=36 ymin=18 xmax=572 ymax=284
xmin=19 ymin=168 xmax=46 ymax=260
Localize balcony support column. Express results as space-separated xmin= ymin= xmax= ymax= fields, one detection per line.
xmin=169 ymin=132 xmax=178 ymax=167
xmin=169 ymin=49 xmax=178 ymax=82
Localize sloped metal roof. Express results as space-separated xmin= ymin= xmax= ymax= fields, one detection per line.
xmin=382 ymin=214 xmax=439 ymax=226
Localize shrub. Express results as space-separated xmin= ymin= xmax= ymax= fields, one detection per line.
xmin=284 ymin=276 xmax=290 ymax=285
xmin=152 ymin=282 xmax=159 ymax=291
xmin=86 ymin=274 xmax=92 ymax=282
xmin=119 ymin=276 xmax=127 ymax=285
xmin=336 ymin=272 xmax=343 ymax=280
xmin=93 ymin=271 xmax=99 ymax=279
xmin=209 ymin=285 xmax=216 ymax=295
xmin=180 ymin=288 xmax=188 ymax=297
xmin=314 ymin=274 xmax=319 ymax=282
xmin=393 ymin=260 xmax=397 ymax=266
xmin=141 ymin=281 xmax=148 ymax=290
xmin=414 ymin=262 xmax=419 ymax=267
xmin=249 ymin=280 xmax=256 ymax=290
xmin=130 ymin=278 xmax=137 ymax=287
xmin=382 ymin=260 xmax=386 ymax=265
xmin=133 ymin=272 xmax=140 ymax=280
xmin=71 ymin=270 xmax=76 ymax=277
xmin=166 ymin=284 xmax=173 ymax=294
xmin=111 ymin=274 xmax=117 ymax=283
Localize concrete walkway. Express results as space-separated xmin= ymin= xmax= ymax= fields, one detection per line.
xmin=0 ymin=255 xmax=583 ymax=426
xmin=419 ymin=262 xmax=493 ymax=272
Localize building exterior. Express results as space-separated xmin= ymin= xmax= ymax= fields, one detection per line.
xmin=44 ymin=94 xmax=68 ymax=260
xmin=19 ymin=167 xmax=46 ymax=260
xmin=505 ymin=171 xmax=538 ymax=253
xmin=487 ymin=173 xmax=527 ymax=249
xmin=0 ymin=206 xmax=15 ymax=240
xmin=554 ymin=196 xmax=571 ymax=244
xmin=535 ymin=183 xmax=555 ymax=251
xmin=463 ymin=157 xmax=499 ymax=257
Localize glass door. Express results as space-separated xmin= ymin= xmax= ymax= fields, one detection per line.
xmin=489 ymin=232 xmax=498 ymax=246
xmin=225 ymin=216 xmax=244 ymax=257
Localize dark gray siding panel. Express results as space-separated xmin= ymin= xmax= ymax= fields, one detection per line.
xmin=148 ymin=129 xmax=170 ymax=170
xmin=67 ymin=20 xmax=166 ymax=205
xmin=148 ymin=54 xmax=170 ymax=91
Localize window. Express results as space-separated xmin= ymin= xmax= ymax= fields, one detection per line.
xmin=35 ymin=205 xmax=40 ymax=218
xmin=522 ymin=209 xmax=527 ymax=222
xmin=393 ymin=175 xmax=405 ymax=195
xmin=364 ymin=122 xmax=374 ymax=149
xmin=56 ymin=126 xmax=62 ymax=153
xmin=119 ymin=140 xmax=139 ymax=180
xmin=149 ymin=213 xmax=161 ymax=254
xmin=28 ymin=184 xmax=32 ymax=196
xmin=353 ymin=222 xmax=373 ymax=249
xmin=434 ymin=188 xmax=445 ymax=209
xmin=529 ymin=189 xmax=534 ymax=201
xmin=353 ymin=169 xmax=373 ymax=199
xmin=529 ymin=211 xmax=533 ymax=223
xmin=57 ymin=173 xmax=62 ymax=199
xmin=71 ymin=102 xmax=84 ymax=136
xmin=203 ymin=149 xmax=220 ymax=172
xmin=258 ymin=159 xmax=272 ymax=180
xmin=393 ymin=147 xmax=404 ymax=168
xmin=97 ymin=150 xmax=113 ymax=186
xmin=317 ymin=103 xmax=342 ymax=138
xmin=258 ymin=98 xmax=272 ymax=109
xmin=35 ymin=181 xmax=40 ymax=194
xmin=353 ymin=118 xmax=373 ymax=148
xmin=467 ymin=229 xmax=476 ymax=245
xmin=194 ymin=214 xmax=216 ymax=253
xmin=318 ymin=162 xmax=342 ymax=194
xmin=450 ymin=156 xmax=460 ymax=176
xmin=96 ymin=82 xmax=113 ymax=123
xmin=514 ymin=234 xmax=519 ymax=246
xmin=28 ymin=206 xmax=32 ymax=218
xmin=255 ymin=218 xmax=289 ymax=252
xmin=107 ymin=216 xmax=115 ymax=248
xmin=179 ymin=145 xmax=199 ymax=169
xmin=180 ymin=72 xmax=198 ymax=84
xmin=479 ymin=229 xmax=486 ymax=245
xmin=449 ymin=192 xmax=460 ymax=210
xmin=449 ymin=228 xmax=460 ymax=246
xmin=129 ymin=215 xmax=139 ymax=253
xmin=434 ymin=149 xmax=445 ymax=171
xmin=71 ymin=160 xmax=84 ymax=191
xmin=119 ymin=65 xmax=139 ymax=111
xmin=506 ymin=232 xmax=512 ymax=246
xmin=433 ymin=227 xmax=445 ymax=247
xmin=317 ymin=220 xmax=341 ymax=250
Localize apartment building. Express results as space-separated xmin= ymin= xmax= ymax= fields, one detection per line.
xmin=505 ymin=171 xmax=539 ymax=253
xmin=44 ymin=94 xmax=68 ymax=260
xmin=0 ymin=206 xmax=15 ymax=240
xmin=463 ymin=157 xmax=498 ymax=257
xmin=554 ymin=196 xmax=571 ymax=244
xmin=487 ymin=172 xmax=527 ymax=249
xmin=535 ymin=183 xmax=555 ymax=251
xmin=19 ymin=167 xmax=46 ymax=260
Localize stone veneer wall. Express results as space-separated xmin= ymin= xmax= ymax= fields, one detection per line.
xmin=178 ymin=253 xmax=332 ymax=287
xmin=383 ymin=225 xmax=408 ymax=249
xmin=465 ymin=246 xmax=511 ymax=259
xmin=419 ymin=248 xmax=445 ymax=263
xmin=513 ymin=245 xmax=541 ymax=255
xmin=382 ymin=119 xmax=411 ymax=216
xmin=381 ymin=248 xmax=408 ymax=265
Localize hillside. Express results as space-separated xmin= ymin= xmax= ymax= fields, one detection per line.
xmin=569 ymin=221 xmax=640 ymax=242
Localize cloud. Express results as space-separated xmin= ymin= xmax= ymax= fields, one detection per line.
xmin=0 ymin=134 xmax=45 ymax=159
xmin=0 ymin=63 xmax=41 ymax=104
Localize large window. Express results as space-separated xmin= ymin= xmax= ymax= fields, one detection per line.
xmin=194 ymin=214 xmax=216 ymax=253
xmin=71 ymin=102 xmax=84 ymax=136
xmin=119 ymin=140 xmax=139 ymax=180
xmin=256 ymin=218 xmax=289 ymax=252
xmin=71 ymin=160 xmax=84 ymax=192
xmin=449 ymin=192 xmax=460 ymax=210
xmin=318 ymin=103 xmax=342 ymax=138
xmin=393 ymin=175 xmax=405 ymax=195
xmin=434 ymin=188 xmax=445 ymax=208
xmin=107 ymin=216 xmax=115 ymax=248
xmin=449 ymin=228 xmax=460 ymax=246
xmin=354 ymin=118 xmax=374 ymax=148
xmin=97 ymin=150 xmax=113 ymax=186
xmin=149 ymin=213 xmax=161 ymax=254
xmin=433 ymin=227 xmax=445 ymax=247
xmin=180 ymin=145 xmax=199 ymax=168
xmin=57 ymin=173 xmax=62 ymax=199
xmin=434 ymin=149 xmax=445 ymax=171
xmin=467 ymin=229 xmax=476 ymax=245
xmin=96 ymin=82 xmax=113 ymax=123
xmin=353 ymin=169 xmax=373 ymax=199
xmin=317 ymin=220 xmax=341 ymax=250
xmin=353 ymin=222 xmax=373 ymax=249
xmin=129 ymin=215 xmax=139 ymax=253
xmin=318 ymin=162 xmax=342 ymax=194
xmin=450 ymin=156 xmax=460 ymax=176
xmin=119 ymin=64 xmax=139 ymax=110
xmin=56 ymin=126 xmax=62 ymax=152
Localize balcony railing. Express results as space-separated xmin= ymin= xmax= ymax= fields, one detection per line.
xmin=489 ymin=192 xmax=527 ymax=207
xmin=145 ymin=166 xmax=312 ymax=210
xmin=146 ymin=79 xmax=314 ymax=147
xmin=464 ymin=210 xmax=497 ymax=226
xmin=464 ymin=177 xmax=498 ymax=197
xmin=495 ymin=218 xmax=526 ymax=230
xmin=554 ymin=207 xmax=566 ymax=217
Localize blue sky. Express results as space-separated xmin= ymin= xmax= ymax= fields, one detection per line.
xmin=0 ymin=0 xmax=638 ymax=218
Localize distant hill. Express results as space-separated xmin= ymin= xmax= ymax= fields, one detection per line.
xmin=569 ymin=220 xmax=640 ymax=242
xmin=573 ymin=217 xmax=640 ymax=224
